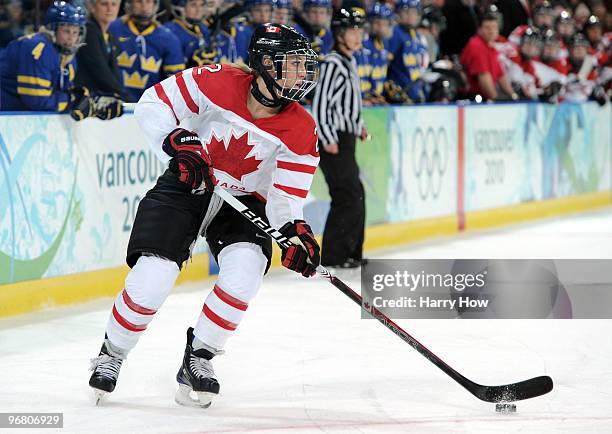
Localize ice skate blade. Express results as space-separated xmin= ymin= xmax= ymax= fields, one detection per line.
xmin=92 ymin=389 xmax=107 ymax=406
xmin=175 ymin=384 xmax=216 ymax=408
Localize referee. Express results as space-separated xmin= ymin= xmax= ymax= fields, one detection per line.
xmin=312 ymin=7 xmax=369 ymax=269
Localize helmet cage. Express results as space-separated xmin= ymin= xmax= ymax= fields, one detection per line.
xmin=274 ymin=49 xmax=319 ymax=101
xmin=254 ymin=47 xmax=319 ymax=102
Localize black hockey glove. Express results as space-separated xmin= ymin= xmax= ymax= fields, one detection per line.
xmin=278 ymin=220 xmax=320 ymax=278
xmin=591 ymin=85 xmax=608 ymax=107
xmin=94 ymin=95 xmax=124 ymax=120
xmin=162 ymin=128 xmax=217 ymax=193
xmin=68 ymin=87 xmax=95 ymax=121
xmin=540 ymin=81 xmax=563 ymax=104
xmin=384 ymin=80 xmax=411 ymax=104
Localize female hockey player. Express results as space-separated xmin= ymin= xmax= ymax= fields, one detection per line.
xmin=89 ymin=23 xmax=321 ymax=408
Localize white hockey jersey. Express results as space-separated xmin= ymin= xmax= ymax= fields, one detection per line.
xmin=134 ymin=64 xmax=320 ymax=229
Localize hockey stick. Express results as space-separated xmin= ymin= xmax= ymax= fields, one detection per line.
xmin=214 ymin=187 xmax=554 ymax=403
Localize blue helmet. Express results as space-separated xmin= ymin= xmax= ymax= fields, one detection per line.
xmin=272 ymin=0 xmax=293 ymax=25
xmin=367 ymin=2 xmax=393 ymax=20
xmin=45 ymin=1 xmax=85 ymax=28
xmin=273 ymin=0 xmax=292 ymax=10
xmin=303 ymin=0 xmax=331 ymax=10
xmin=395 ymin=0 xmax=421 ymax=12
xmin=170 ymin=0 xmax=212 ymax=22
xmin=44 ymin=1 xmax=86 ymax=54
xmin=245 ymin=0 xmax=274 ymax=10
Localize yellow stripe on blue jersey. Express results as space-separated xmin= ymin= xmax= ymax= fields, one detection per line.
xmin=17 ymin=75 xmax=51 ymax=87
xmin=1 ymin=33 xmax=73 ymax=111
xmin=163 ymin=64 xmax=184 ymax=72
xmin=17 ymin=87 xmax=52 ymax=96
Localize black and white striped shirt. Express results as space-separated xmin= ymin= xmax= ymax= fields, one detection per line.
xmin=312 ymin=51 xmax=363 ymax=146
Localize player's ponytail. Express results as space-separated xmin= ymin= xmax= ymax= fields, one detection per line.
xmin=230 ymin=62 xmax=256 ymax=76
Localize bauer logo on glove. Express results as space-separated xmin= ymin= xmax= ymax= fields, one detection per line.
xmin=162 ymin=128 xmax=217 ymax=194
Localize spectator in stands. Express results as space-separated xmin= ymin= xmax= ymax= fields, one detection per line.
xmin=0 ymin=0 xmax=25 ymax=47
xmin=439 ymin=0 xmax=478 ymax=56
xmin=75 ymin=0 xmax=130 ymax=114
xmin=109 ymin=0 xmax=185 ymax=102
xmin=164 ymin=0 xmax=215 ymax=67
xmin=494 ymin=0 xmax=529 ymax=37
xmin=294 ymin=0 xmax=334 ymax=55
xmin=234 ymin=0 xmax=274 ymax=63
xmin=459 ymin=10 xmax=518 ymax=101
xmin=272 ymin=0 xmax=293 ymax=25
xmin=386 ymin=0 xmax=429 ymax=103
xmin=354 ymin=2 xmax=391 ymax=104
xmin=0 ymin=0 xmax=96 ymax=119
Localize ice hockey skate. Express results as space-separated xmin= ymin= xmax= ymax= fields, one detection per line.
xmin=175 ymin=327 xmax=220 ymax=408
xmin=89 ymin=337 xmax=125 ymax=405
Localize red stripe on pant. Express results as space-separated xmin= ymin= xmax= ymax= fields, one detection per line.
xmin=112 ymin=305 xmax=148 ymax=332
xmin=202 ymin=304 xmax=238 ymax=331
xmin=213 ymin=285 xmax=248 ymax=311
xmin=122 ymin=290 xmax=157 ymax=315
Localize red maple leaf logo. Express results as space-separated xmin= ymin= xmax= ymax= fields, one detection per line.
xmin=206 ymin=131 xmax=262 ymax=182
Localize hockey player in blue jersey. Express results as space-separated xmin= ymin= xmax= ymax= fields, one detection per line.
xmin=272 ymin=0 xmax=293 ymax=26
xmin=294 ymin=0 xmax=333 ymax=56
xmin=164 ymin=0 xmax=216 ymax=67
xmin=234 ymin=0 xmax=273 ymax=63
xmin=354 ymin=2 xmax=392 ymax=104
xmin=109 ymin=0 xmax=185 ymax=101
xmin=0 ymin=0 xmax=95 ymax=119
xmin=386 ymin=0 xmax=429 ymax=103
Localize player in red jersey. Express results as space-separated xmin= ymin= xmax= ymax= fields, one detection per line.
xmin=508 ymin=1 xmax=555 ymax=46
xmin=89 ymin=23 xmax=321 ymax=408
xmin=506 ymin=27 xmax=542 ymax=100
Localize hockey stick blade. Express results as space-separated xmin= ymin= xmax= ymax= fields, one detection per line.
xmin=213 ymin=187 xmax=554 ymax=403
xmin=471 ymin=376 xmax=554 ymax=403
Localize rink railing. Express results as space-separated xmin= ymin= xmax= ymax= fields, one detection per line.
xmin=0 ymin=101 xmax=610 ymax=317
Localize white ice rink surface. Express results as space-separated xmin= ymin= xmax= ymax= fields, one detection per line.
xmin=1 ymin=209 xmax=612 ymax=434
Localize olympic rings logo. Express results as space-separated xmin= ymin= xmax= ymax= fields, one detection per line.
xmin=411 ymin=126 xmax=449 ymax=200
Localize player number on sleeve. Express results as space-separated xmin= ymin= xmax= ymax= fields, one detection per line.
xmin=196 ymin=64 xmax=222 ymax=74
xmin=31 ymin=42 xmax=45 ymax=60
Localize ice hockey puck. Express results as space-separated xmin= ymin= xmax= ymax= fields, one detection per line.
xmin=495 ymin=403 xmax=517 ymax=413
